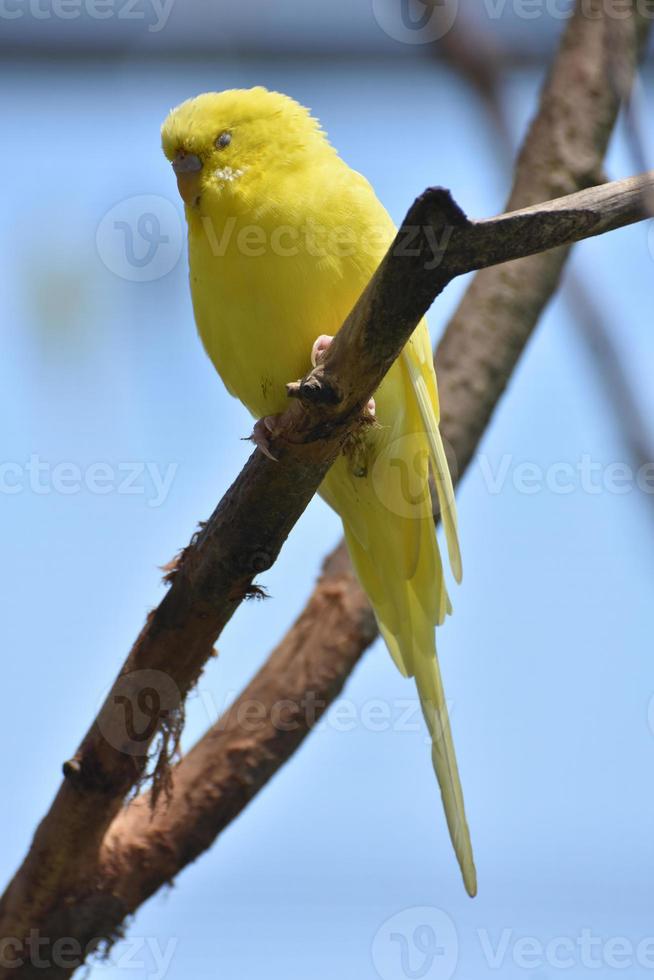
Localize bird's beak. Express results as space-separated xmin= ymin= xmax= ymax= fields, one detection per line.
xmin=172 ymin=151 xmax=203 ymax=205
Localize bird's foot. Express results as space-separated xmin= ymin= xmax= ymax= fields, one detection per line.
xmin=249 ymin=415 xmax=280 ymax=461
xmin=310 ymin=334 xmax=375 ymax=416
xmin=252 ymin=333 xmax=376 ymax=459
xmin=310 ymin=334 xmax=334 ymax=367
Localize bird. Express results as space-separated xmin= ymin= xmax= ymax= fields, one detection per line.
xmin=161 ymin=87 xmax=476 ymax=896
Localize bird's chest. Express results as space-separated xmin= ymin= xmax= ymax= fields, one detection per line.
xmin=188 ymin=211 xmax=362 ymax=418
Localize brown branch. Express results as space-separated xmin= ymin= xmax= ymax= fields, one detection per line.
xmin=102 ymin=546 xmax=375 ymax=904
xmin=436 ymin=6 xmax=651 ymax=474
xmin=0 ymin=6 xmax=651 ymax=975
xmin=430 ymin=0 xmax=654 ymax=495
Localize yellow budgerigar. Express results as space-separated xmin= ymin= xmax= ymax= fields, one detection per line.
xmin=161 ymin=87 xmax=476 ymax=896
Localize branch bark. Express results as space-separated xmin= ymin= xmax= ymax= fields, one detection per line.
xmin=0 ymin=5 xmax=651 ymax=975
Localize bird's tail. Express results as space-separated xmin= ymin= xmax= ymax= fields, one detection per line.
xmin=321 ymin=325 xmax=476 ymax=895
xmin=411 ymin=614 xmax=477 ymax=897
xmin=343 ymin=524 xmax=477 ymax=897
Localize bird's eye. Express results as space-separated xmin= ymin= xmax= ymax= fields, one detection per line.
xmin=215 ymin=131 xmax=232 ymax=149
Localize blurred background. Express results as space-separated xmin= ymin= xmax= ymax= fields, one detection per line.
xmin=2 ymin=2 xmax=653 ymax=978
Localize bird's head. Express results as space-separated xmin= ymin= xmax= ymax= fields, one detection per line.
xmin=161 ymin=87 xmax=331 ymax=211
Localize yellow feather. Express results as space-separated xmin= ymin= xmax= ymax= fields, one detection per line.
xmin=410 ymin=592 xmax=477 ymax=897
xmin=162 ymin=86 xmax=476 ymax=895
xmin=402 ymin=343 xmax=463 ymax=584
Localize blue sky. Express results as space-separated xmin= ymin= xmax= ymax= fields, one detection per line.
xmin=1 ymin=36 xmax=653 ymax=980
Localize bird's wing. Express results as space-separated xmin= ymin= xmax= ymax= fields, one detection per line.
xmin=403 ymin=324 xmax=462 ymax=584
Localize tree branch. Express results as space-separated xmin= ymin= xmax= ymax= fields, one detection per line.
xmin=1 ymin=5 xmax=651 ymax=973
xmin=430 ymin=0 xmax=654 ymax=494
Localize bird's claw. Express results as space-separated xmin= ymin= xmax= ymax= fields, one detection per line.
xmin=310 ymin=333 xmax=375 ymax=416
xmin=253 ymin=334 xmax=376 ymax=455
xmin=250 ymin=415 xmax=280 ymax=461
